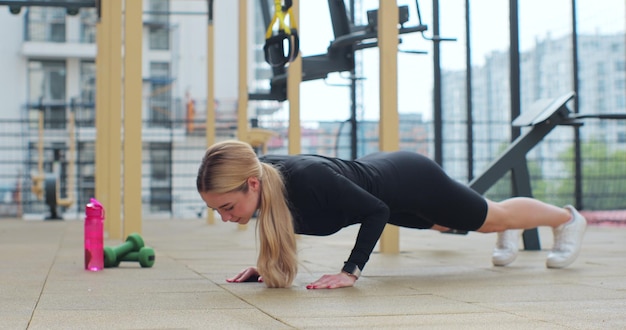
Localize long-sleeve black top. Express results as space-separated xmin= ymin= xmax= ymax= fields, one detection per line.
xmin=259 ymin=151 xmax=487 ymax=271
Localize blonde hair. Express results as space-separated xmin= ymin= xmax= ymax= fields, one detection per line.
xmin=197 ymin=140 xmax=297 ymax=288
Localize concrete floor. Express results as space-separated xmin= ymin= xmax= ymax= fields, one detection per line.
xmin=1 ymin=217 xmax=625 ymax=329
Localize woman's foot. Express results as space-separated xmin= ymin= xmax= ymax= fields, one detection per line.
xmin=492 ymin=229 xmax=521 ymax=266
xmin=546 ymin=205 xmax=587 ymax=268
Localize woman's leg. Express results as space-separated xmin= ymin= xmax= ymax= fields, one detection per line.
xmin=478 ymin=197 xmax=587 ymax=268
xmin=476 ymin=197 xmax=571 ymax=233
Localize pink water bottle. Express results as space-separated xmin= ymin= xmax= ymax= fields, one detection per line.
xmin=84 ymin=198 xmax=104 ymax=271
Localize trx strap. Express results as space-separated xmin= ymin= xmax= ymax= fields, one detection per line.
xmin=263 ymin=0 xmax=299 ymax=67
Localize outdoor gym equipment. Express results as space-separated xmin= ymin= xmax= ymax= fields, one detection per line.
xmin=263 ymin=0 xmax=299 ymax=67
xmin=455 ymin=92 xmax=626 ymax=250
xmin=251 ymin=0 xmax=429 ymax=101
xmin=103 ymin=233 xmax=145 ymax=267
xmin=114 ymin=247 xmax=156 ymax=268
xmin=31 ymin=97 xmax=76 ymax=220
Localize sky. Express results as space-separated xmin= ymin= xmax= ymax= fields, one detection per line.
xmin=269 ymin=0 xmax=625 ymax=123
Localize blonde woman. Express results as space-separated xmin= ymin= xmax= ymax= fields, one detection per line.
xmin=196 ymin=140 xmax=586 ymax=289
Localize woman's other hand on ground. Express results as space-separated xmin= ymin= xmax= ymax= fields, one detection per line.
xmin=226 ymin=266 xmax=263 ymax=283
xmin=306 ymin=272 xmax=356 ymax=289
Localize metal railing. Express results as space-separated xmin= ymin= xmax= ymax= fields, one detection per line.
xmin=0 ymin=115 xmax=624 ymax=219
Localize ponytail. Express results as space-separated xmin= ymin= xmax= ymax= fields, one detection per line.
xmin=256 ymin=162 xmax=297 ymax=288
xmin=197 ymin=140 xmax=297 ymax=288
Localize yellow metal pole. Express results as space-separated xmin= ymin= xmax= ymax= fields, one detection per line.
xmin=287 ymin=0 xmax=301 ymax=155
xmin=107 ymin=0 xmax=124 ymax=239
xmin=237 ymin=0 xmax=248 ymax=230
xmin=206 ymin=0 xmax=216 ymax=224
xmin=95 ymin=0 xmax=111 ymax=234
xmin=123 ymin=0 xmax=143 ymax=237
xmin=237 ymin=0 xmax=249 ymax=141
xmin=378 ymin=0 xmax=400 ymax=254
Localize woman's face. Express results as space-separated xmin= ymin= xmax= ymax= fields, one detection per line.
xmin=199 ymin=177 xmax=261 ymax=225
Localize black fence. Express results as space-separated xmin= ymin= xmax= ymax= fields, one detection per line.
xmin=0 ymin=115 xmax=624 ymax=219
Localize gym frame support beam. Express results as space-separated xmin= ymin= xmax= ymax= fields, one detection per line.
xmin=123 ymin=0 xmax=143 ymax=237
xmin=206 ymin=0 xmax=216 ymax=225
xmin=96 ymin=0 xmax=142 ymax=239
xmin=287 ymin=0 xmax=301 ymax=155
xmin=95 ymin=0 xmax=111 ymax=234
xmin=237 ymin=0 xmax=248 ymax=231
xmin=377 ymin=0 xmax=400 ymax=254
xmin=106 ymin=0 xmax=123 ymax=239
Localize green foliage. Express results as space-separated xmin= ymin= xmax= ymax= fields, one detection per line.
xmin=557 ymin=140 xmax=626 ymax=210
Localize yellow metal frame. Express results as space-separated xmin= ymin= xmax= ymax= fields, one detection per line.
xmin=378 ymin=0 xmax=400 ymax=254
xmin=96 ymin=0 xmax=143 ymax=239
xmin=287 ymin=0 xmax=301 ymax=155
xmin=123 ymin=0 xmax=143 ymax=237
xmin=95 ymin=0 xmax=111 ymax=233
xmin=206 ymin=1 xmax=216 ymax=225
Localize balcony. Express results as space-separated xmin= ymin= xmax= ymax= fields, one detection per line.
xmin=21 ymin=41 xmax=95 ymax=59
xmin=21 ymin=6 xmax=97 ymax=59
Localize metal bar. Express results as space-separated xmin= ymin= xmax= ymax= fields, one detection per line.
xmin=287 ymin=0 xmax=302 ymax=155
xmin=205 ymin=0 xmax=216 ymax=225
xmin=327 ymin=0 xmax=351 ymax=39
xmin=571 ymin=0 xmax=583 ymax=209
xmin=469 ymin=122 xmax=555 ymax=194
xmin=107 ymin=0 xmax=123 ymax=239
xmin=0 ymin=0 xmax=95 ymax=7
xmin=432 ymin=0 xmax=442 ymax=166
xmin=511 ymin=163 xmax=541 ymax=250
xmin=142 ymin=11 xmax=208 ymax=16
xmin=123 ymin=0 xmax=143 ymax=237
xmin=237 ymin=0 xmax=248 ymax=231
xmin=349 ymin=0 xmax=358 ymax=160
xmin=465 ymin=0 xmax=473 ymax=181
xmin=95 ymin=0 xmax=110 ymax=234
xmin=378 ymin=0 xmax=399 ymax=254
xmin=509 ymin=0 xmax=520 ymax=141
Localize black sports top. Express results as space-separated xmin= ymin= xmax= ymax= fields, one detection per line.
xmin=259 ymin=151 xmax=487 ymax=271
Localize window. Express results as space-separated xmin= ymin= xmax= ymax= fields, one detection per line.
xmin=80 ymin=61 xmax=96 ymax=105
xmin=148 ymin=0 xmax=170 ymax=50
xmin=149 ymin=143 xmax=172 ymax=212
xmin=28 ymin=60 xmax=66 ymax=129
xmin=149 ymin=62 xmax=172 ymax=127
xmin=26 ymin=7 xmax=66 ymax=42
xmin=78 ymin=61 xmax=96 ymax=126
xmin=80 ymin=8 xmax=97 ymax=43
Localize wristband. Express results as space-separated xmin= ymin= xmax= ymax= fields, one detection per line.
xmin=341 ymin=262 xmax=361 ymax=279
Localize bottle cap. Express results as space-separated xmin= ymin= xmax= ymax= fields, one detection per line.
xmin=85 ymin=198 xmax=104 ymax=218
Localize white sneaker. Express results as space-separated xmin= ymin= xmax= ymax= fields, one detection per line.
xmin=492 ymin=230 xmax=521 ymax=266
xmin=546 ymin=205 xmax=587 ymax=268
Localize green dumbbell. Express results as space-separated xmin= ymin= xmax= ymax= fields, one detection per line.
xmin=116 ymin=247 xmax=155 ymax=268
xmin=103 ymin=233 xmax=144 ymax=268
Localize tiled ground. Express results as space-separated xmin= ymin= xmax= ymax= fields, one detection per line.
xmin=1 ymin=217 xmax=625 ymax=329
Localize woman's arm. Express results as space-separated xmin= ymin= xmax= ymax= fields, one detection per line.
xmin=299 ymin=164 xmax=390 ymax=288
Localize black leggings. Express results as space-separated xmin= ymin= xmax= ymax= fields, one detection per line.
xmin=358 ymin=151 xmax=488 ymax=231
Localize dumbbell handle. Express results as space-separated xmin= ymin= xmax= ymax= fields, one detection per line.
xmin=103 ymin=233 xmax=145 ymax=267
xmin=119 ymin=247 xmax=155 ymax=268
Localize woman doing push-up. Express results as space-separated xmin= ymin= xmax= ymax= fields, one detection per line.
xmin=196 ymin=140 xmax=586 ymax=289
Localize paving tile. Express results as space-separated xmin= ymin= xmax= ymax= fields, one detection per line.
xmin=28 ymin=309 xmax=293 ymax=330
xmin=36 ymin=291 xmax=252 ymax=311
xmin=43 ymin=278 xmax=223 ymax=294
xmin=478 ymin=299 xmax=626 ymax=329
xmin=283 ymin=313 xmax=568 ymax=330
xmin=1 ymin=218 xmax=625 ymax=330
xmin=238 ymin=293 xmax=492 ymax=318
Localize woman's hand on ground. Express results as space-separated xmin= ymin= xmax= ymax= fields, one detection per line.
xmin=226 ymin=266 xmax=263 ymax=283
xmin=306 ymin=272 xmax=356 ymax=289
